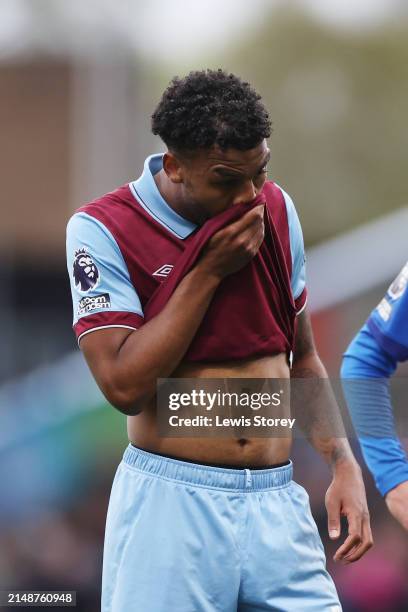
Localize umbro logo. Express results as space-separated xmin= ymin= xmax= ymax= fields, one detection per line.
xmin=153 ymin=264 xmax=174 ymax=278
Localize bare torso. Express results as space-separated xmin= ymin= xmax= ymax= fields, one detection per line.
xmin=128 ymin=352 xmax=292 ymax=466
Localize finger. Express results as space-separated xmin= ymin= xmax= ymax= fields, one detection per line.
xmin=234 ymin=219 xmax=265 ymax=253
xmin=333 ymin=512 xmax=363 ymax=562
xmin=228 ymin=204 xmax=265 ymax=235
xmin=253 ymin=230 xmax=265 ymax=253
xmin=326 ymin=499 xmax=341 ymax=540
xmin=341 ymin=518 xmax=373 ymax=564
xmin=213 ymin=205 xmax=264 ymax=243
xmin=333 ymin=533 xmax=362 ymax=562
xmin=245 ymin=232 xmax=265 ymax=258
xmin=342 ymin=516 xmax=373 ymax=563
xmin=247 ymin=217 xmax=265 ymax=243
xmin=348 ymin=509 xmax=363 ymax=541
xmin=236 ymin=205 xmax=265 ymax=234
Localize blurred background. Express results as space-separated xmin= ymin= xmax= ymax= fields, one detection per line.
xmin=0 ymin=0 xmax=407 ymax=610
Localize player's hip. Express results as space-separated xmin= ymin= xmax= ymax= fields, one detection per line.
xmin=101 ymin=445 xmax=341 ymax=611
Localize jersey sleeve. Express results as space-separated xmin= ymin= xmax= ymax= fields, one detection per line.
xmin=66 ymin=212 xmax=144 ymax=344
xmin=341 ymin=324 xmax=408 ymax=496
xmin=366 ymin=262 xmax=408 ymax=362
xmin=279 ymin=187 xmax=307 ymax=314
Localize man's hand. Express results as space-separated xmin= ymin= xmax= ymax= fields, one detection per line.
xmin=325 ymin=460 xmax=373 ymax=563
xmin=199 ymin=204 xmax=265 ymax=279
xmin=385 ymin=480 xmax=408 ymax=530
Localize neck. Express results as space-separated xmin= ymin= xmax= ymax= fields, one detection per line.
xmin=154 ymin=170 xmax=205 ymax=226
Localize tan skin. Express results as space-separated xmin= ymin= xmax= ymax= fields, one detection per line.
xmin=386 ymin=481 xmax=408 ymax=531
xmin=81 ymin=140 xmax=373 ymax=562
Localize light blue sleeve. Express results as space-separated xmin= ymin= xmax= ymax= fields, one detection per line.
xmin=278 ymin=187 xmax=306 ymax=301
xmin=66 ymin=212 xmax=144 ymax=326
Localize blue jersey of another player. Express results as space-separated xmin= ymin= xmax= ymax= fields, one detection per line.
xmin=367 ymin=262 xmax=408 ymax=361
xmin=341 ymin=262 xmax=408 ymax=497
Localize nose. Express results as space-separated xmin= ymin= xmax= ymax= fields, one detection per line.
xmin=232 ymin=180 xmax=257 ymax=206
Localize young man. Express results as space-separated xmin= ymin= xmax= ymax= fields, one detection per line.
xmin=342 ymin=261 xmax=408 ymax=531
xmin=67 ymin=70 xmax=372 ymax=611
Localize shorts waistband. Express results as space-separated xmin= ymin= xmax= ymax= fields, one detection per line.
xmin=122 ymin=444 xmax=293 ymax=491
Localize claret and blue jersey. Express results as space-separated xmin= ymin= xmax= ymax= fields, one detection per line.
xmin=341 ymin=261 xmax=408 ymax=496
xmin=66 ymin=153 xmax=307 ymax=346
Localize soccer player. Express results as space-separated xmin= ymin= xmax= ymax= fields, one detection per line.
xmin=67 ymin=70 xmax=372 ymax=611
xmin=341 ymin=262 xmax=408 ymax=531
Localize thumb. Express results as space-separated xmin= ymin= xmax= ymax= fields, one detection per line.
xmin=327 ymin=499 xmax=341 ymax=540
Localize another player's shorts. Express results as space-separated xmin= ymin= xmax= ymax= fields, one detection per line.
xmin=101 ymin=445 xmax=342 ymax=611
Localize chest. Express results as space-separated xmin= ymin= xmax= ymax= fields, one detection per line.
xmin=114 ymin=208 xmax=196 ymax=307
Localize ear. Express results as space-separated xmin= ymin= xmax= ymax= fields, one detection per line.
xmin=162 ymin=152 xmax=184 ymax=184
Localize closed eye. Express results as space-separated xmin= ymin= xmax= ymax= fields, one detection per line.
xmin=215 ymin=167 xmax=268 ymax=186
xmin=212 ymin=176 xmax=242 ymax=187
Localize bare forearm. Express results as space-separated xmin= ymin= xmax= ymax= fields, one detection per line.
xmin=290 ymin=310 xmax=372 ymax=562
xmin=111 ymin=263 xmax=220 ymax=409
xmin=291 ymin=353 xmax=357 ymax=470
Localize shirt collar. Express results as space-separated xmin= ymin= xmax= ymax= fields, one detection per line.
xmin=129 ymin=154 xmax=197 ymax=239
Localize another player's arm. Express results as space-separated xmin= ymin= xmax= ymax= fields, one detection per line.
xmin=81 ymin=205 xmax=265 ymax=415
xmin=291 ymin=309 xmax=373 ymax=563
xmin=341 ymin=326 xmax=408 ymax=531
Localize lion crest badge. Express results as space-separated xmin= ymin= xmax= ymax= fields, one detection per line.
xmin=73 ymin=247 xmax=100 ymax=292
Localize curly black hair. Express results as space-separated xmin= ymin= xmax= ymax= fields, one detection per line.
xmin=151 ymin=69 xmax=271 ymax=152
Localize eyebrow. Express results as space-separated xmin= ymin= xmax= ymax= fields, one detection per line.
xmin=212 ymin=151 xmax=271 ymax=177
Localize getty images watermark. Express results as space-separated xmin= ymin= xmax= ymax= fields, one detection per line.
xmin=157 ymin=379 xmax=293 ymax=437
xmin=157 ymin=377 xmax=408 ymax=438
xmin=167 ymin=388 xmax=295 ymax=430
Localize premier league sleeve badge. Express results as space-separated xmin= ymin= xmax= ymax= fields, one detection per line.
xmin=72 ymin=247 xmax=100 ymax=293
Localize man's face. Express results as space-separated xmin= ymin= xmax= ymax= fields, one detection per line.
xmin=172 ymin=140 xmax=270 ymax=222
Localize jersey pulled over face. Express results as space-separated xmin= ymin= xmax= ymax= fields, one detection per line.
xmin=170 ymin=142 xmax=271 ymax=221
xmin=66 ymin=154 xmax=307 ymax=351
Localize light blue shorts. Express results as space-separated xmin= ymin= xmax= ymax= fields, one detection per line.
xmin=102 ymin=445 xmax=341 ymax=611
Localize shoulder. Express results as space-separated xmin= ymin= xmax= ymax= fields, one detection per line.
xmin=66 ymin=211 xmax=122 ymax=260
xmin=263 ymin=181 xmax=307 ymax=306
xmin=371 ymin=262 xmax=408 ymax=326
xmin=263 ymin=181 xmax=302 ymax=229
xmin=367 ymin=261 xmax=408 ymax=362
xmin=74 ymin=184 xmax=137 ymax=232
xmin=272 ymin=182 xmax=301 ymax=223
xmin=267 ymin=181 xmax=304 ymax=249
